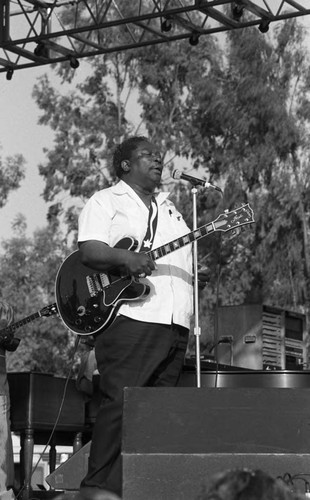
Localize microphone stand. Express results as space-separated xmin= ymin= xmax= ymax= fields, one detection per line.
xmin=191 ymin=185 xmax=202 ymax=388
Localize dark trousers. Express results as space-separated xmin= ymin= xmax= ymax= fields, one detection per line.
xmin=80 ymin=315 xmax=189 ymax=497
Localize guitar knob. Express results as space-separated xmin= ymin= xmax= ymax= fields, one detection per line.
xmin=77 ymin=306 xmax=86 ymax=316
xmin=84 ymin=325 xmax=93 ymax=333
xmin=94 ymin=316 xmax=102 ymax=323
xmin=75 ymin=319 xmax=83 ymax=326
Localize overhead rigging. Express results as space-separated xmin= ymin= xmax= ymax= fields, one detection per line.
xmin=0 ymin=0 xmax=309 ymax=75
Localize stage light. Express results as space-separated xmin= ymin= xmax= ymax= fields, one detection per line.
xmin=189 ymin=32 xmax=199 ymax=46
xmin=161 ymin=18 xmax=172 ymax=32
xmin=6 ymin=69 xmax=13 ymax=80
xmin=34 ymin=42 xmax=49 ymax=58
xmin=69 ymin=56 xmax=80 ymax=69
xmin=258 ymin=19 xmax=270 ymax=33
xmin=231 ymin=2 xmax=244 ymax=21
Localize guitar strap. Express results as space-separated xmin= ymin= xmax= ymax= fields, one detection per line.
xmin=140 ymin=196 xmax=158 ymax=252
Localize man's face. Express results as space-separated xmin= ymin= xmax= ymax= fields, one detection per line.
xmin=127 ymin=141 xmax=163 ymax=190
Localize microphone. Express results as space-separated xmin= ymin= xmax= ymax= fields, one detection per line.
xmin=172 ymin=169 xmax=222 ymax=192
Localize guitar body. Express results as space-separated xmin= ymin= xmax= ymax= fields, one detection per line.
xmin=55 ymin=237 xmax=150 ymax=335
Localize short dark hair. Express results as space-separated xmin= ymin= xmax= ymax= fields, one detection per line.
xmin=199 ymin=469 xmax=305 ymax=500
xmin=112 ymin=136 xmax=150 ymax=178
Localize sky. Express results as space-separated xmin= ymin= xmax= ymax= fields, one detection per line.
xmin=0 ymin=60 xmax=91 ymax=249
xmin=0 ymin=13 xmax=310 ymax=251
xmin=0 ymin=65 xmax=54 ymax=243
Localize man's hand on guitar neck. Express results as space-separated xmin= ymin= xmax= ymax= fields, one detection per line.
xmin=0 ymin=337 xmax=20 ymax=351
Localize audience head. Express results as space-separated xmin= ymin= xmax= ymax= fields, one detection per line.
xmin=197 ymin=468 xmax=307 ymax=500
xmin=56 ymin=490 xmax=121 ymax=500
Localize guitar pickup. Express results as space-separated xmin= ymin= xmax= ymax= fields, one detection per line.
xmin=86 ymin=273 xmax=110 ymax=296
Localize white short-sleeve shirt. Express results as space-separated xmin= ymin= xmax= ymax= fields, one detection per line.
xmin=78 ymin=180 xmax=193 ymax=329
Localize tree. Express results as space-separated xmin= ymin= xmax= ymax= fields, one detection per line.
xmin=0 ymin=146 xmax=26 ymax=208
xmin=235 ymin=20 xmax=310 ymax=317
xmin=32 ymin=51 xmax=139 ymax=234
xmin=0 ymin=219 xmax=85 ymax=376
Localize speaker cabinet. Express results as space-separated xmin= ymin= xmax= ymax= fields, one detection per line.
xmin=122 ymin=387 xmax=310 ymax=500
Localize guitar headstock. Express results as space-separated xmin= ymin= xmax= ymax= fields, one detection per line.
xmin=40 ymin=303 xmax=58 ymax=317
xmin=214 ymin=204 xmax=255 ymax=232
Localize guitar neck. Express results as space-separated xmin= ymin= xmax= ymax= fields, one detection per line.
xmin=0 ymin=303 xmax=58 ymax=337
xmin=3 ymin=312 xmax=42 ymax=336
xmin=148 ymin=220 xmax=215 ymax=261
xmin=147 ymin=203 xmax=254 ymax=261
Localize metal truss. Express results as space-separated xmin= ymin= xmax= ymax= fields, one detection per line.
xmin=0 ymin=0 xmax=310 ymax=75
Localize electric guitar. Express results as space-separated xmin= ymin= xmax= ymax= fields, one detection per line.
xmin=55 ymin=204 xmax=254 ymax=336
xmin=0 ymin=303 xmax=58 ymax=347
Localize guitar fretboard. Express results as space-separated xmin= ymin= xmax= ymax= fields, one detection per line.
xmin=149 ymin=222 xmax=214 ymax=260
xmin=148 ymin=203 xmax=253 ymax=261
xmin=0 ymin=303 xmax=57 ymax=340
xmin=3 ymin=312 xmax=41 ymax=336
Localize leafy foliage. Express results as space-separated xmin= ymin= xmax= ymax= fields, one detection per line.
xmin=0 ymin=222 xmax=86 ymax=376
xmin=0 ymin=149 xmax=26 ymax=208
